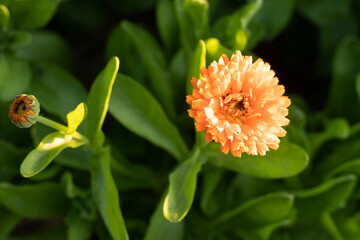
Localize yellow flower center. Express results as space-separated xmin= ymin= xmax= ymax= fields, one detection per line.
xmin=15 ymin=101 xmax=27 ymax=115
xmin=222 ymin=93 xmax=251 ymax=121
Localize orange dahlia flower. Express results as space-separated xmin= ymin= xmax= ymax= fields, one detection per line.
xmin=186 ymin=51 xmax=291 ymax=157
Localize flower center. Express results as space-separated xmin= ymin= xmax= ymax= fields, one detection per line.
xmin=15 ymin=101 xmax=27 ymax=115
xmin=222 ymin=93 xmax=251 ymax=121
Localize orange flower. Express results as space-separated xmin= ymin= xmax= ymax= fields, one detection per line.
xmin=186 ymin=51 xmax=291 ymax=157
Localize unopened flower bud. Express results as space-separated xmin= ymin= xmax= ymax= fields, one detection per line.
xmin=9 ymin=94 xmax=40 ymax=128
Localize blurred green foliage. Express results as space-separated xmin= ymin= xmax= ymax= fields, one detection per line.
xmin=0 ymin=0 xmax=359 ymax=239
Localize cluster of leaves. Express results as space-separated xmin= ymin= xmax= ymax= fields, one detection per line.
xmin=0 ymin=0 xmax=359 ymax=239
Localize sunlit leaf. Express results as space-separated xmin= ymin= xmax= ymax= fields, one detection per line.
xmin=164 ymin=149 xmax=206 ymax=222
xmin=67 ymin=103 xmax=87 ymax=134
xmin=144 ymin=194 xmax=184 ymax=240
xmin=84 ymin=56 xmax=119 ymax=145
xmin=20 ymin=131 xmax=87 ymax=177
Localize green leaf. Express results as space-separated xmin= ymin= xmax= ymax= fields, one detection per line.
xmin=119 ymin=21 xmax=175 ymax=119
xmin=206 ymin=192 xmax=294 ymax=240
xmin=293 ymin=174 xmax=357 ymax=221
xmin=164 ymin=149 xmax=206 ymax=222
xmin=84 ymin=56 xmax=119 ymax=145
xmin=186 ymin=39 xmax=206 ymax=95
xmin=109 ymin=74 xmax=188 ymax=161
xmin=14 ymin=31 xmax=72 ymax=69
xmin=144 ymin=194 xmax=184 ymax=240
xmin=321 ymin=212 xmax=344 ymax=240
xmin=0 ymin=207 xmax=21 ymax=240
xmin=326 ymin=37 xmax=360 ymax=122
xmin=30 ymin=62 xmax=87 ymax=120
xmin=297 ymin=0 xmax=352 ymax=27
xmin=90 ymin=147 xmax=128 ymax=240
xmin=0 ymin=54 xmax=31 ymax=101
xmin=251 ymin=0 xmax=295 ymax=40
xmin=206 ymin=141 xmax=309 ymax=179
xmin=6 ymin=0 xmax=61 ymax=29
xmin=0 ymin=182 xmax=70 ymax=218
xmin=67 ymin=103 xmax=87 ymax=134
xmin=20 ymin=131 xmax=87 ymax=177
xmin=156 ymin=0 xmax=179 ymax=53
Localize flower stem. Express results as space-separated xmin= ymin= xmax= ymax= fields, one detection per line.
xmin=37 ymin=116 xmax=69 ymax=133
xmin=37 ymin=116 xmax=89 ymax=144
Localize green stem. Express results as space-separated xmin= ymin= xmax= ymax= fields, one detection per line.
xmin=37 ymin=116 xmax=69 ymax=133
xmin=37 ymin=116 xmax=89 ymax=144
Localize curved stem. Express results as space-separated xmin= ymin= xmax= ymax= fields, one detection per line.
xmin=37 ymin=116 xmax=89 ymax=144
xmin=37 ymin=116 xmax=68 ymax=133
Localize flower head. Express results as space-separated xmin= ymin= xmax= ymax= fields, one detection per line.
xmin=9 ymin=94 xmax=40 ymax=128
xmin=186 ymin=51 xmax=291 ymax=157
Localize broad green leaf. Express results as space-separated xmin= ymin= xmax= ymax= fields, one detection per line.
xmin=0 ymin=54 xmax=30 ymax=101
xmin=297 ymin=0 xmax=352 ymax=27
xmin=90 ymin=147 xmax=128 ymax=240
xmin=30 ymin=62 xmax=87 ymax=120
xmin=251 ymin=0 xmax=295 ymax=40
xmin=120 ymin=21 xmax=175 ymax=119
xmin=0 ymin=207 xmax=21 ymax=240
xmin=144 ymin=194 xmax=184 ymax=240
xmin=205 ymin=38 xmax=233 ymax=63
xmin=206 ymin=192 xmax=294 ymax=240
xmin=0 ymin=4 xmax=9 ymax=29
xmin=67 ymin=103 xmax=87 ymax=134
xmin=206 ymin=141 xmax=309 ymax=179
xmin=164 ymin=149 xmax=206 ymax=222
xmin=84 ymin=56 xmax=119 ymax=145
xmin=326 ymin=37 xmax=360 ymax=122
xmin=109 ymin=74 xmax=188 ymax=161
xmin=293 ymin=174 xmax=357 ymax=221
xmin=186 ymin=39 xmax=206 ymax=95
xmin=156 ymin=0 xmax=179 ymax=53
xmin=14 ymin=31 xmax=72 ymax=69
xmin=0 ymin=182 xmax=70 ymax=218
xmin=6 ymin=0 xmax=61 ymax=29
xmin=20 ymin=131 xmax=87 ymax=177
